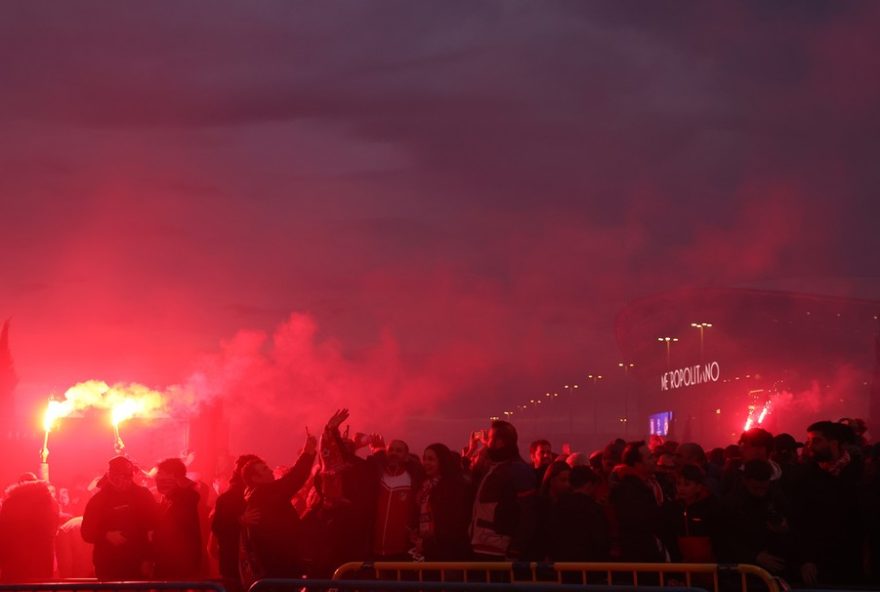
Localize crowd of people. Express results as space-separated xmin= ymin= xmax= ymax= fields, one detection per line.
xmin=1 ymin=410 xmax=879 ymax=589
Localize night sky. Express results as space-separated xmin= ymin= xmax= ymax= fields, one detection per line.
xmin=2 ymin=2 xmax=879 ymax=452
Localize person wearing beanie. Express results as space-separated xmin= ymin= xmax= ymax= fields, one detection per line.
xmin=81 ymin=456 xmax=159 ymax=579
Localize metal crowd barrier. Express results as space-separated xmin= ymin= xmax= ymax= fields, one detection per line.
xmin=0 ymin=582 xmax=226 ymax=592
xmin=331 ymin=562 xmax=784 ymax=592
xmin=251 ymin=578 xmax=707 ymax=592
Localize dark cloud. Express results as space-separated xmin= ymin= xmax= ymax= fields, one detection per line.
xmin=1 ymin=2 xmax=879 ymax=453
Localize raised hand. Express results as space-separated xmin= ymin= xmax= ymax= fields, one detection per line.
xmin=303 ymin=430 xmax=318 ymax=455
xmin=327 ymin=409 xmax=350 ymax=430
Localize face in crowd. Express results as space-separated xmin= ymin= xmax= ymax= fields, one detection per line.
xmin=387 ymin=440 xmax=410 ymax=469
xmin=531 ymin=442 xmax=552 ymax=469
xmin=806 ymin=430 xmax=837 ymax=462
xmin=106 ymin=457 xmax=135 ymax=492
xmin=422 ymin=447 xmax=440 ymax=478
xmin=244 ymin=460 xmax=275 ymax=486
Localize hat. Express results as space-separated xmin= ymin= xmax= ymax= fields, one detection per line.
xmin=773 ymin=433 xmax=803 ymax=450
xmin=108 ymin=456 xmax=134 ymax=476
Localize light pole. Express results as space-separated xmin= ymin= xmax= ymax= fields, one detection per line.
xmin=657 ymin=337 xmax=678 ymax=368
xmin=690 ymin=322 xmax=712 ymax=360
xmin=586 ymin=374 xmax=604 ymax=436
xmin=618 ymin=362 xmax=634 ymax=436
xmin=563 ymin=384 xmax=579 ymax=443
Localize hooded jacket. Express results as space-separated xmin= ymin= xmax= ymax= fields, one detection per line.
xmin=81 ymin=479 xmax=159 ymax=579
xmin=0 ymin=480 xmax=59 ymax=581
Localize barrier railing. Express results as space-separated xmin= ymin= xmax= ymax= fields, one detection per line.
xmin=0 ymin=582 xmax=226 ymax=592
xmin=331 ymin=562 xmax=784 ymax=592
xmin=251 ymin=578 xmax=707 ymax=592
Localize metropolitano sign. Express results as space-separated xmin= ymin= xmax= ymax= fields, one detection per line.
xmin=660 ymin=361 xmax=720 ymax=391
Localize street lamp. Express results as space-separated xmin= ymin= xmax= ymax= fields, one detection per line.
xmin=690 ymin=322 xmax=713 ymax=360
xmin=586 ymin=374 xmax=604 ymax=436
xmin=618 ymin=362 xmax=635 ymax=435
xmin=657 ymin=337 xmax=678 ymax=368
xmin=563 ymin=384 xmax=580 ymax=443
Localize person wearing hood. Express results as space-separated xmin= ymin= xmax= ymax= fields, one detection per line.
xmin=81 ymin=456 xmax=159 ymax=579
xmin=153 ymin=457 xmax=202 ymax=579
xmin=469 ymin=420 xmax=537 ymax=560
xmin=0 ymin=474 xmax=59 ymax=582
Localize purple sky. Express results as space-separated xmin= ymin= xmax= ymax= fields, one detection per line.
xmin=2 ymin=2 xmax=879 ymax=447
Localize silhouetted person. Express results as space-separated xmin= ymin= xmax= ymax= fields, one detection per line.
xmin=239 ymin=433 xmax=317 ymax=588
xmin=717 ymin=460 xmax=793 ymax=579
xmin=525 ymin=461 xmax=570 ymax=560
xmin=470 ymin=420 xmax=537 ymax=560
xmin=369 ymin=438 xmax=422 ymax=560
xmin=722 ymin=428 xmax=779 ymax=495
xmin=677 ymin=442 xmax=722 ymax=497
xmin=797 ymin=421 xmax=864 ymax=586
xmin=153 ymin=458 xmax=202 ymax=578
xmin=771 ymin=433 xmax=807 ymax=503
xmin=306 ymin=409 xmax=375 ymax=577
xmin=0 ymin=475 xmax=59 ymax=582
xmin=667 ymin=464 xmax=720 ymax=563
xmin=55 ymin=516 xmax=94 ymax=579
xmin=548 ymin=465 xmax=610 ymax=562
xmin=610 ymin=441 xmax=666 ymax=562
xmin=210 ymin=454 xmax=262 ymax=592
xmin=81 ymin=456 xmax=159 ymax=580
xmin=415 ymin=443 xmax=471 ymax=560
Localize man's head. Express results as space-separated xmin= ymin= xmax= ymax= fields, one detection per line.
xmin=232 ymin=454 xmax=263 ymax=486
xmin=386 ymin=439 xmax=410 ymax=470
xmin=107 ymin=456 xmax=135 ymax=491
xmin=569 ymin=465 xmax=600 ymax=495
xmin=806 ymin=421 xmax=854 ymax=463
xmin=742 ymin=459 xmax=773 ymax=498
xmin=677 ymin=442 xmax=707 ymax=467
xmin=739 ymin=428 xmax=774 ymax=461
xmin=772 ymin=433 xmax=802 ymax=464
xmin=487 ymin=420 xmax=519 ymax=461
xmin=622 ymin=441 xmax=656 ymax=479
xmin=155 ymin=457 xmax=188 ymax=495
xmin=676 ymin=463 xmax=707 ymax=504
xmin=529 ymin=439 xmax=553 ymax=469
xmin=602 ymin=440 xmax=624 ymax=473
xmin=241 ymin=459 xmax=275 ymax=487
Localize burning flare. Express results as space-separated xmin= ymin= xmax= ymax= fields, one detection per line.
xmin=40 ymin=380 xmax=167 ymax=455
xmin=743 ymin=399 xmax=773 ymax=432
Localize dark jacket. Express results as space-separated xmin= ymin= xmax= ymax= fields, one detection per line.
xmin=154 ymin=484 xmax=202 ymax=578
xmin=421 ymin=475 xmax=471 ymax=560
xmin=609 ymin=472 xmax=665 ymax=562
xmin=794 ymin=459 xmax=864 ymax=585
xmin=81 ymin=482 xmax=159 ymax=579
xmin=665 ymin=494 xmax=721 ymax=562
xmin=548 ymin=491 xmax=610 ymax=561
xmin=0 ymin=480 xmax=60 ymax=582
xmin=716 ymin=486 xmax=792 ymax=574
xmin=470 ymin=452 xmax=537 ymax=558
xmin=240 ymin=450 xmax=316 ymax=586
xmin=211 ymin=484 xmax=247 ymax=581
